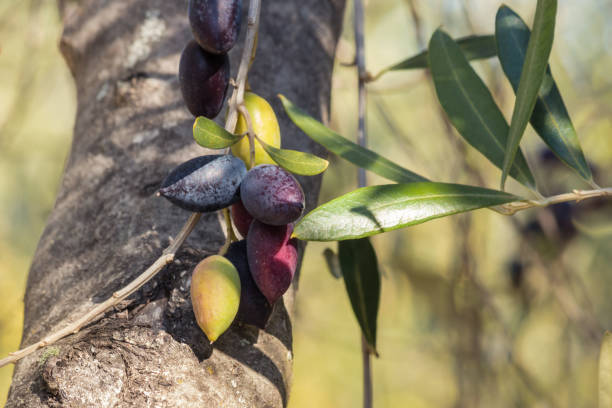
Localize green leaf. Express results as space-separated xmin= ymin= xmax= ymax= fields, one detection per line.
xmin=375 ymin=34 xmax=497 ymax=78
xmin=193 ymin=116 xmax=244 ymax=149
xmin=294 ymin=182 xmax=520 ymax=241
xmin=338 ymin=238 xmax=380 ymax=355
xmin=428 ymin=29 xmax=536 ymax=189
xmin=496 ymin=5 xmax=592 ymax=182
xmin=279 ymin=95 xmax=427 ymax=183
xmin=501 ymin=0 xmax=557 ymax=189
xmin=256 ymin=137 xmax=329 ymax=176
xmin=600 ymin=331 xmax=612 ymax=407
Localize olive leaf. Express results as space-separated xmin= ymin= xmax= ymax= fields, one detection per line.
xmin=256 ymin=137 xmax=329 ymax=176
xmin=338 ymin=238 xmax=380 ymax=356
xmin=501 ymin=0 xmax=557 ymax=189
xmin=374 ymin=34 xmax=496 ymax=79
xmin=193 ymin=116 xmax=244 ymax=149
xmin=428 ymin=29 xmax=536 ymax=189
xmin=279 ymin=95 xmax=427 ymax=183
xmin=294 ymin=182 xmax=520 ymax=241
xmin=496 ymin=5 xmax=592 ymax=182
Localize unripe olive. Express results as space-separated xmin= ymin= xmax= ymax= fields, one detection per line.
xmin=179 ymin=40 xmax=230 ymax=118
xmin=231 ymin=92 xmax=281 ymax=168
xmin=225 ymin=240 xmax=273 ymax=329
xmin=247 ymin=221 xmax=298 ymax=305
xmin=240 ymin=165 xmax=305 ymax=226
xmin=191 ymin=255 xmax=241 ymax=342
xmin=188 ymin=0 xmax=242 ymax=54
xmin=160 ymin=155 xmax=246 ymax=212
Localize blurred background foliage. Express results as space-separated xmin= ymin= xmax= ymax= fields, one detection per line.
xmin=0 ymin=0 xmax=611 ymax=406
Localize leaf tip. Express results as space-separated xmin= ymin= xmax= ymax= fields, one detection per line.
xmin=368 ymin=344 xmax=380 ymax=358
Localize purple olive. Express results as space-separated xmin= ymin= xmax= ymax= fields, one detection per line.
xmin=160 ymin=155 xmax=246 ymax=212
xmin=240 ymin=165 xmax=305 ymax=226
xmin=247 ymin=221 xmax=298 ymax=305
xmin=225 ymin=240 xmax=273 ymax=329
xmin=188 ymin=0 xmax=242 ymax=54
xmin=178 ymin=40 xmax=229 ymax=118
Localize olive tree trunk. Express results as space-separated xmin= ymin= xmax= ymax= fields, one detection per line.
xmin=6 ymin=0 xmax=345 ymax=406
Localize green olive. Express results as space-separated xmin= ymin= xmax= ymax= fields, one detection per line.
xmin=190 ymin=255 xmax=241 ymax=342
xmin=232 ymin=92 xmax=281 ymax=168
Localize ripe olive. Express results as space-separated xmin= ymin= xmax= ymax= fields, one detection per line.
xmin=179 ymin=40 xmax=230 ymax=118
xmin=247 ymin=221 xmax=298 ymax=304
xmin=188 ymin=0 xmax=242 ymax=54
xmin=240 ymin=165 xmax=305 ymax=226
xmin=159 ymin=155 xmax=246 ymax=212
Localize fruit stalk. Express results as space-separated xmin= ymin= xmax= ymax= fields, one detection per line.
xmin=237 ymin=103 xmax=257 ymax=168
xmin=0 ymin=0 xmax=263 ymax=369
xmin=224 ymin=0 xmax=262 ymax=138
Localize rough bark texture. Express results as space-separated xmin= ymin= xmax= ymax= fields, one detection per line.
xmin=7 ymin=0 xmax=345 ymax=406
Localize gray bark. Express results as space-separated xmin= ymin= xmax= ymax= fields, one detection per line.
xmin=7 ymin=0 xmax=345 ymax=406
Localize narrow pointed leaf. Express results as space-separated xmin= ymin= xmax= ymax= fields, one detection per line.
xmin=496 ymin=5 xmax=592 ymax=182
xmin=294 ymin=182 xmax=520 ymax=241
xmin=376 ymin=34 xmax=497 ymax=78
xmin=600 ymin=331 xmax=612 ymax=407
xmin=279 ymin=95 xmax=428 ymax=183
xmin=193 ymin=116 xmax=244 ymax=149
xmin=256 ymin=137 xmax=329 ymax=176
xmin=428 ymin=29 xmax=536 ymax=188
xmin=338 ymin=238 xmax=380 ymax=355
xmin=501 ymin=0 xmax=557 ymax=189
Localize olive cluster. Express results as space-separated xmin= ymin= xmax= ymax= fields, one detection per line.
xmin=179 ymin=0 xmax=241 ymax=118
xmin=161 ymin=1 xmax=304 ymax=342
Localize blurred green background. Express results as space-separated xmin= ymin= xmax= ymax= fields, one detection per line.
xmin=1 ymin=0 xmax=611 ymax=406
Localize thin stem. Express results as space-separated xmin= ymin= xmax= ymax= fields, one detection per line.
xmin=0 ymin=213 xmax=201 ymax=368
xmin=237 ymin=104 xmax=257 ymax=168
xmin=355 ymin=0 xmax=367 ymax=190
xmin=361 ymin=336 xmax=373 ymax=408
xmin=225 ymin=0 xmax=261 ymax=134
xmin=0 ymin=0 xmax=263 ymax=369
xmin=354 ymin=0 xmax=373 ymax=408
xmin=218 ymin=208 xmax=238 ymax=256
xmin=494 ymin=187 xmax=612 ymax=215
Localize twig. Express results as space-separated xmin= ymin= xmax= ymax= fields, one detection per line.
xmin=494 ymin=187 xmax=612 ymax=215
xmin=237 ymin=104 xmax=257 ymax=168
xmin=0 ymin=0 xmax=263 ymax=369
xmin=355 ymin=0 xmax=367 ymax=191
xmin=0 ymin=213 xmax=201 ymax=368
xmin=353 ymin=0 xmax=374 ymax=407
xmin=224 ymin=0 xmax=261 ymax=136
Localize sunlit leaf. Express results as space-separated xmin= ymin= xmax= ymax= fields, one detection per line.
xmin=501 ymin=0 xmax=557 ymax=189
xmin=294 ymin=182 xmax=520 ymax=241
xmin=193 ymin=116 xmax=243 ymax=149
xmin=375 ymin=34 xmax=497 ymax=79
xmin=496 ymin=5 xmax=592 ymax=182
xmin=279 ymin=95 xmax=427 ymax=183
xmin=600 ymin=331 xmax=612 ymax=407
xmin=338 ymin=238 xmax=380 ymax=355
xmin=256 ymin=137 xmax=328 ymax=176
xmin=428 ymin=29 xmax=536 ymax=189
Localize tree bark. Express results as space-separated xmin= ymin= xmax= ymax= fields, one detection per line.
xmin=7 ymin=0 xmax=345 ymax=406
